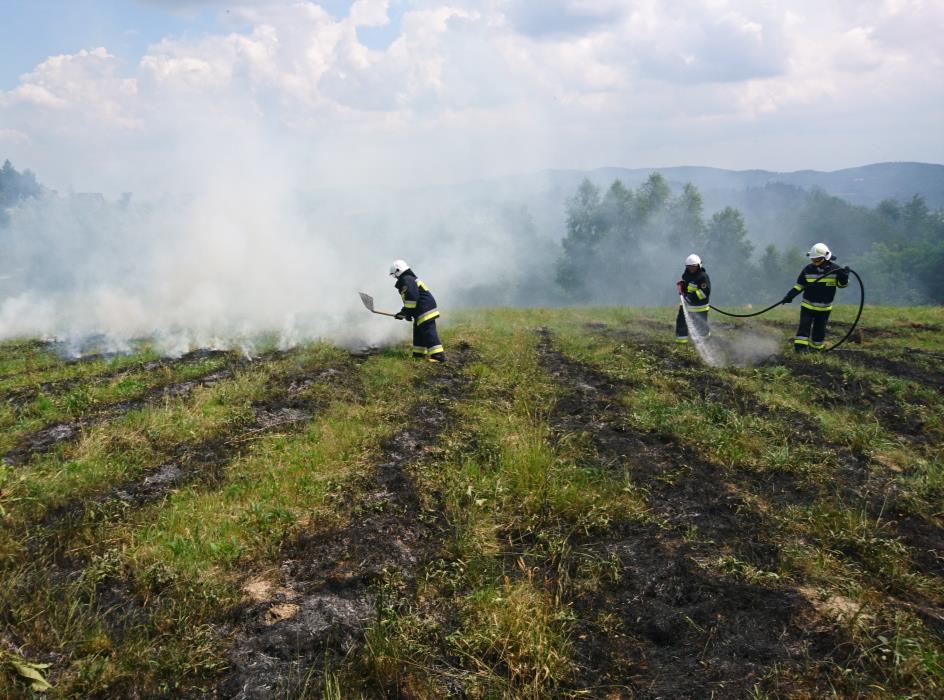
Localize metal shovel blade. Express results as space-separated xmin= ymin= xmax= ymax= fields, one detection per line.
xmin=358 ymin=292 xmax=375 ymax=312
xmin=358 ymin=292 xmax=397 ymax=317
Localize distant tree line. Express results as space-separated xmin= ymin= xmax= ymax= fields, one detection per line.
xmin=3 ymin=158 xmax=942 ymax=306
xmin=556 ymin=173 xmax=944 ymax=306
xmin=0 ymin=160 xmax=42 ymax=227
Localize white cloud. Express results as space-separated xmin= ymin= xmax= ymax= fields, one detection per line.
xmin=0 ymin=129 xmax=30 ymax=143
xmin=350 ymin=0 xmax=390 ymax=27
xmin=0 ymin=0 xmax=940 ymax=194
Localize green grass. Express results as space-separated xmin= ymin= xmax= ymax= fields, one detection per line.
xmin=0 ymin=306 xmax=941 ymax=698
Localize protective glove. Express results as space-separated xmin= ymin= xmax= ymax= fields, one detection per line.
xmin=781 ymin=294 xmax=794 ymax=304
xmin=676 ymin=281 xmax=685 ymax=295
xmin=394 ymin=313 xmax=406 ymax=320
xmin=842 ymin=266 xmax=851 ymax=272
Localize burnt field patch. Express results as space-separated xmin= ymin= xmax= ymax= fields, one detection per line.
xmin=24 ymin=361 xmax=356 ymax=559
xmin=2 ymin=350 xmax=267 ymax=466
xmin=0 ymin=348 xmax=229 ymax=409
xmin=830 ymin=347 xmax=944 ymax=391
xmin=535 ymin=328 xmax=842 ymax=698
xmin=556 ymin=311 xmax=943 ymax=695
xmin=220 ymin=342 xmax=473 ymax=699
xmin=1 ymin=309 xmax=942 ymax=697
xmin=0 ymin=344 xmax=375 ymax=696
xmin=585 ymin=322 xmax=831 ymax=455
xmin=777 ymin=355 xmax=938 ymax=445
xmin=584 ymin=322 xmax=944 ymax=590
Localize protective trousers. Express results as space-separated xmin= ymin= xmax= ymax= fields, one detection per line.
xmin=794 ymin=307 xmax=830 ymax=352
xmin=412 ymin=319 xmax=445 ymax=361
xmin=675 ymin=307 xmax=709 ymax=344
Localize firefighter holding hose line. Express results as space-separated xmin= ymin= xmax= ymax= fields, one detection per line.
xmin=675 ymin=253 xmax=711 ymax=344
xmin=781 ymin=242 xmax=850 ymax=352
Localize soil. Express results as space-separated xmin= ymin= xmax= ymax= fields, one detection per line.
xmin=219 ymin=342 xmax=473 ymax=699
xmin=587 ymin=322 xmax=828 ymax=468
xmin=535 ymin=328 xmax=841 ymax=698
xmin=571 ymin=324 xmax=944 ymax=638
xmin=759 ymin=318 xmax=942 ymax=338
xmin=11 ymin=354 xmax=370 ymax=693
xmin=777 ymin=356 xmax=933 ymax=445
xmin=830 ymin=348 xmax=944 ymax=391
xmin=30 ymin=363 xmax=357 ymax=555
xmin=0 ymin=349 xmax=231 ymax=409
xmin=592 ymin=322 xmax=944 ymax=591
xmin=3 ymin=350 xmax=279 ymax=467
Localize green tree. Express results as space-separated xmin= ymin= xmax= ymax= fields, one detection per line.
xmin=667 ymin=183 xmax=705 ymax=249
xmin=599 ymin=180 xmax=637 ymax=245
xmin=636 ymin=172 xmax=671 ymax=219
xmin=758 ymin=244 xmax=805 ymax=299
xmin=705 ymin=207 xmax=753 ymax=260
xmin=557 ymin=179 xmax=606 ymax=298
xmin=704 ymin=207 xmax=756 ymax=301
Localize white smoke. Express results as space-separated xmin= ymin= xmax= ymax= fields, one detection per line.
xmin=0 ymin=121 xmax=559 ymax=354
xmin=0 ymin=4 xmax=573 ymax=354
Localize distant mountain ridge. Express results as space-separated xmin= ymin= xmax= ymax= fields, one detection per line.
xmin=482 ymin=162 xmax=944 ymax=209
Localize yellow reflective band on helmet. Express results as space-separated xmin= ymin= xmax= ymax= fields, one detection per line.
xmin=427 ymin=345 xmax=444 ymax=354
xmin=416 ymin=309 xmax=440 ymax=325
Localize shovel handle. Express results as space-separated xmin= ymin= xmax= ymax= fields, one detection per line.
xmin=372 ymin=310 xmax=399 ymax=317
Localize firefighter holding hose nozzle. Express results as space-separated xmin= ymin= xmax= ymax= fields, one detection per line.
xmin=675 ymin=253 xmax=711 ymax=344
xmin=781 ymin=242 xmax=850 ymax=352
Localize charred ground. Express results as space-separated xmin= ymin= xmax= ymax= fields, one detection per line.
xmin=0 ymin=305 xmax=941 ymax=698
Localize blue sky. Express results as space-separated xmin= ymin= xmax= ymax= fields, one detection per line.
xmin=0 ymin=1 xmax=406 ymax=89
xmin=0 ymin=0 xmax=941 ymax=194
xmin=0 ymin=1 xmax=220 ymax=89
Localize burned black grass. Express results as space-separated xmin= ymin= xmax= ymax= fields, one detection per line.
xmin=220 ymin=343 xmax=473 ymax=699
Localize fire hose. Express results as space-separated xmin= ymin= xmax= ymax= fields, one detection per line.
xmin=707 ymin=268 xmax=865 ymax=353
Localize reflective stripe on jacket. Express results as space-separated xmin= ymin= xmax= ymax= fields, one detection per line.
xmin=680 ymin=267 xmax=711 ymax=312
xmin=395 ymin=270 xmax=440 ymax=324
xmin=786 ymin=260 xmax=849 ymax=312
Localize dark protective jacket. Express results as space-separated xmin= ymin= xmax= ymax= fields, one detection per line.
xmin=395 ymin=270 xmax=440 ymax=325
xmin=679 ymin=267 xmax=711 ymax=312
xmin=784 ymin=259 xmax=849 ymax=311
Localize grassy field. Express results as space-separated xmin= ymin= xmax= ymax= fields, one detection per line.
xmin=0 ymin=305 xmax=942 ymax=698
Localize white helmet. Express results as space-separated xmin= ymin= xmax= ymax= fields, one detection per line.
xmin=806 ymin=243 xmax=832 ymax=261
xmin=389 ymin=259 xmax=410 ymax=278
xmin=685 ymin=253 xmax=702 ymax=267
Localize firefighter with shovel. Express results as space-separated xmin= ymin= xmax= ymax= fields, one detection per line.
xmin=355 ymin=262 xmax=446 ymax=362
xmin=387 ymin=260 xmax=446 ymax=362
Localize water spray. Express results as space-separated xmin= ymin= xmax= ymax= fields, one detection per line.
xmin=679 ymin=295 xmax=723 ymax=367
